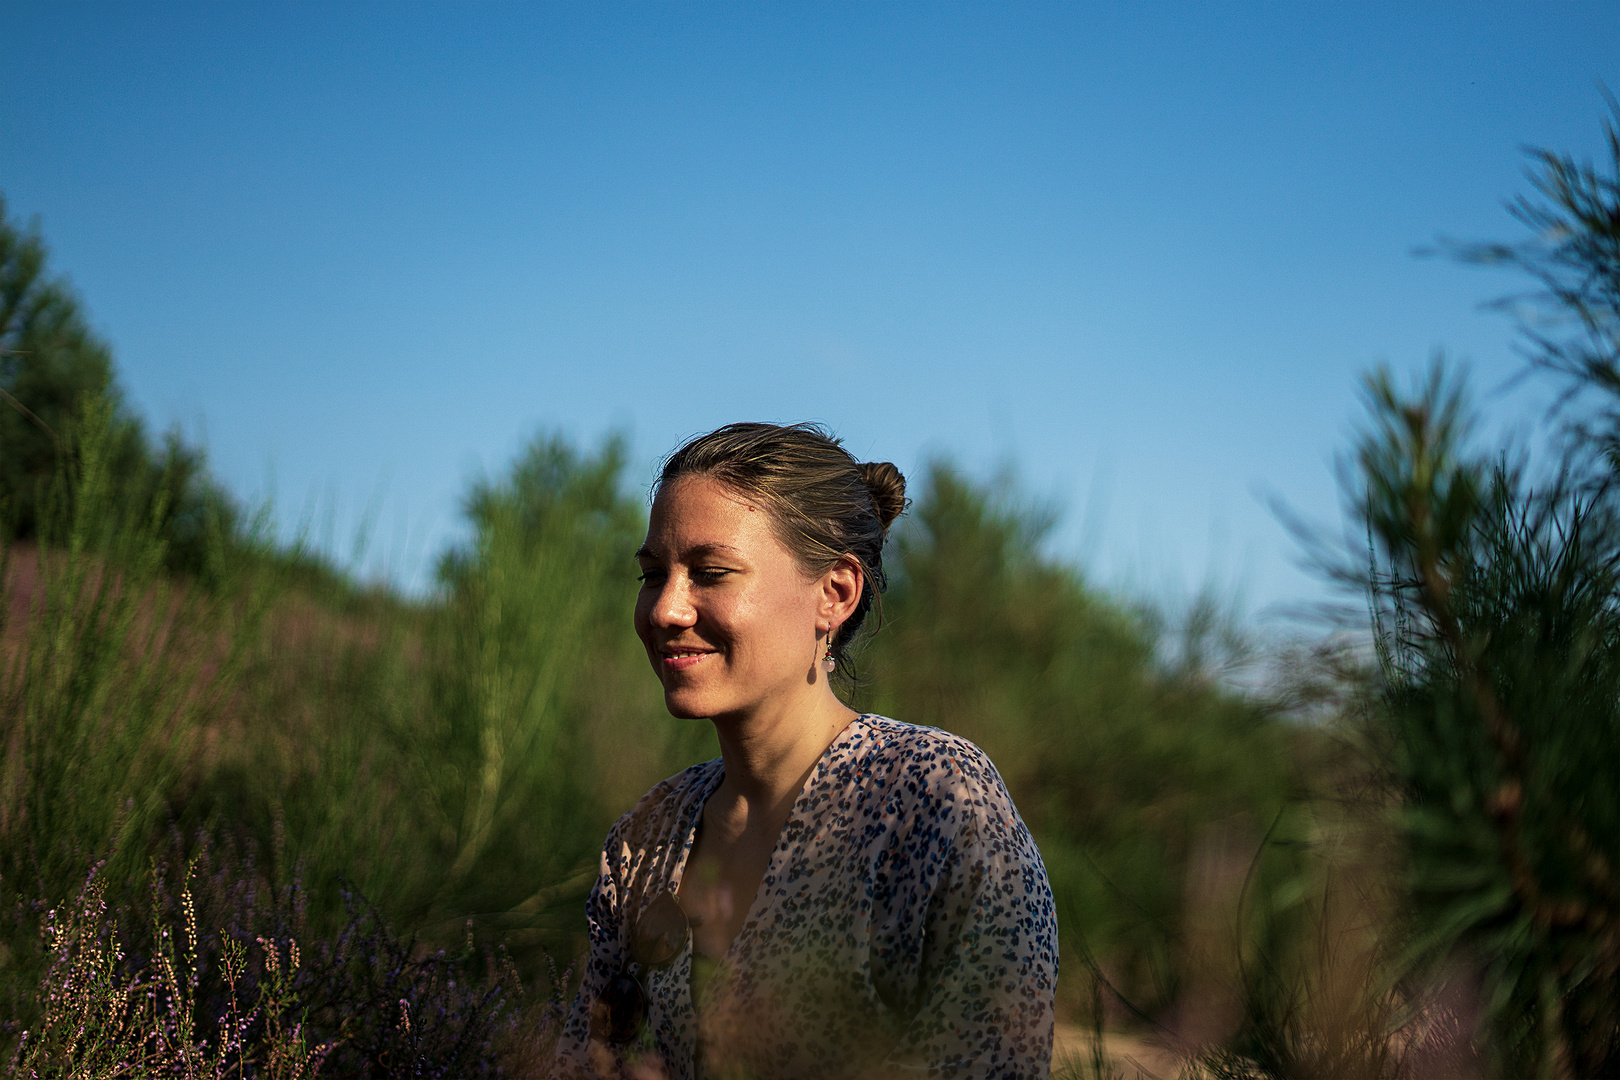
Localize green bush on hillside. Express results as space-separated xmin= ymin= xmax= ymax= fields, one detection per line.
xmin=0 ymin=195 xmax=237 ymax=577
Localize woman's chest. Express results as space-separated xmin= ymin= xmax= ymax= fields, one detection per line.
xmin=645 ymin=847 xmax=935 ymax=1080
xmin=650 ymin=806 xmax=945 ymax=1023
xmin=676 ymin=797 xmax=790 ymax=960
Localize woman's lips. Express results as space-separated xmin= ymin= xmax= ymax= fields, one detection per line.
xmin=660 ymin=650 xmax=713 ymax=672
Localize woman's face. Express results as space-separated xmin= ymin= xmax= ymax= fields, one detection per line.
xmin=634 ymin=475 xmax=835 ymax=721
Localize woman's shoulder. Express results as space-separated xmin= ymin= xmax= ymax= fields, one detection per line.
xmin=850 ymin=714 xmax=1004 ymax=781
xmin=605 ymin=757 xmax=723 ymax=849
xmin=848 ymin=715 xmax=1043 ymax=868
xmin=846 ymin=714 xmax=1017 ymax=812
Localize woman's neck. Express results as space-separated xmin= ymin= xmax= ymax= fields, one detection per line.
xmin=710 ymin=685 xmax=857 ymax=814
xmin=679 ymin=685 xmax=857 ymax=960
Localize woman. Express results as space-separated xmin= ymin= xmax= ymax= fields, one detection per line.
xmin=556 ymin=423 xmax=1057 ymax=1079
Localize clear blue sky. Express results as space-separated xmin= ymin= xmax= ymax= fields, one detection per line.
xmin=4 ymin=2 xmax=1617 ymax=618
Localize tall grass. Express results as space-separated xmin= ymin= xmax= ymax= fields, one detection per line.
xmin=1 ymin=394 xmax=267 ymax=916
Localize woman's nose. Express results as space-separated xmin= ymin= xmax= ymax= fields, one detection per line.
xmin=651 ymin=577 xmax=697 ymax=628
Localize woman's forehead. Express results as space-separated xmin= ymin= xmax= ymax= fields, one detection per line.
xmin=642 ymin=476 xmax=775 ymax=554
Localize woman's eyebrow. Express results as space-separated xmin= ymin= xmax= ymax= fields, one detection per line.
xmin=633 ymin=542 xmax=744 ymax=560
xmin=685 ymin=542 xmax=744 ymax=559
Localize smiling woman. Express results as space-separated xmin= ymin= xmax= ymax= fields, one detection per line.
xmin=554 ymin=422 xmax=1058 ymax=1080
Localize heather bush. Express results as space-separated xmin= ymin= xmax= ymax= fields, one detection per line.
xmin=4 ymin=841 xmax=569 ymax=1079
xmin=155 ymin=834 xmax=568 ymax=1080
xmin=4 ymin=861 xmax=329 ymax=1080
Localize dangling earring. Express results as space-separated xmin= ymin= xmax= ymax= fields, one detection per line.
xmin=821 ymin=637 xmax=837 ymax=674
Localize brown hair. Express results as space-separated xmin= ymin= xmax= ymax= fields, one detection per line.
xmin=655 ymin=422 xmax=908 ymax=670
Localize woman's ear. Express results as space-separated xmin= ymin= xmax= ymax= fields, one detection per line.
xmin=819 ymin=556 xmax=863 ymax=626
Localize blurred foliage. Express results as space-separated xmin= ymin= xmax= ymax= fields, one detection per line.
xmin=179 ymin=431 xmax=702 ymax=972
xmin=1345 ymin=103 xmax=1620 ymax=1077
xmin=1 ymin=413 xmax=668 ymax=1070
xmin=856 ymin=463 xmax=1299 ymax=1017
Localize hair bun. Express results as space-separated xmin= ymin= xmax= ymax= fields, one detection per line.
xmin=858 ymin=461 xmax=909 ymax=532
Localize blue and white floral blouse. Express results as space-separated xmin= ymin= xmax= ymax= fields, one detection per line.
xmin=555 ymin=714 xmax=1059 ymax=1079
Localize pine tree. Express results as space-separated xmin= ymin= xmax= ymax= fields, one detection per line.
xmin=1355 ymin=104 xmax=1620 ymax=1076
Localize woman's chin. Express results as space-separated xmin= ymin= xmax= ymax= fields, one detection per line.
xmin=661 ymin=687 xmax=716 ymax=721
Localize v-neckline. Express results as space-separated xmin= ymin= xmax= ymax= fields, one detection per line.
xmin=670 ymin=714 xmax=867 ymax=968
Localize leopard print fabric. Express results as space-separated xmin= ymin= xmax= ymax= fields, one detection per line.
xmin=554 ymin=715 xmax=1058 ymax=1079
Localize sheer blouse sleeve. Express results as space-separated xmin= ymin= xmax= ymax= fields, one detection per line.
xmin=554 ymin=825 xmax=630 ymax=1076
xmin=882 ymin=757 xmax=1059 ymax=1078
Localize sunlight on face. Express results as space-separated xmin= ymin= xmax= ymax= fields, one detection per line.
xmin=634 ymin=476 xmax=825 ymax=722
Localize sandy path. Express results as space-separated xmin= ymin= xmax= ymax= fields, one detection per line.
xmin=1052 ymin=1022 xmax=1187 ymax=1079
